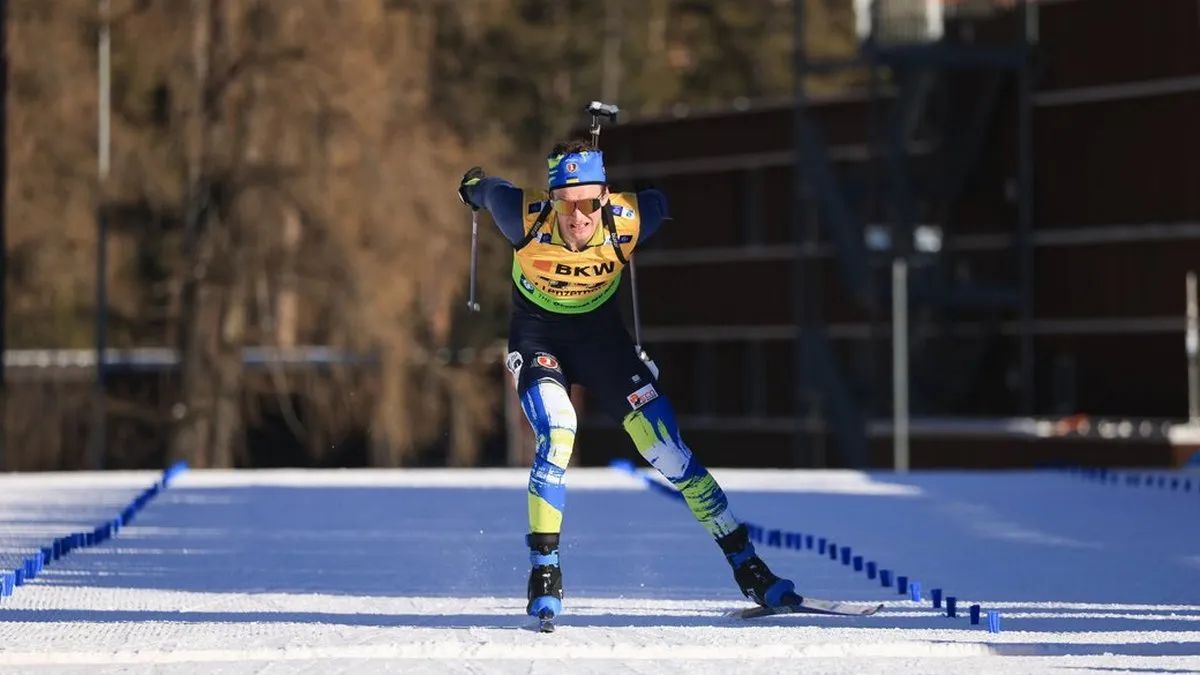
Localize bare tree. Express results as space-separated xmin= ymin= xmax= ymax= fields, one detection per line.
xmin=163 ymin=1 xmax=498 ymax=467
xmin=6 ymin=0 xmax=850 ymax=469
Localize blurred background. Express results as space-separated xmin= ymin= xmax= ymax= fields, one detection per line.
xmin=0 ymin=0 xmax=1197 ymax=472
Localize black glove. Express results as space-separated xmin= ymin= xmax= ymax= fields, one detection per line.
xmin=458 ymin=166 xmax=485 ymax=210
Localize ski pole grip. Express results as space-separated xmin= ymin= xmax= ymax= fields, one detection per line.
xmin=586 ymin=101 xmax=619 ymax=121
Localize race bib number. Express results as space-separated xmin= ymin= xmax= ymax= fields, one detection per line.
xmin=626 ymin=383 xmax=658 ymax=410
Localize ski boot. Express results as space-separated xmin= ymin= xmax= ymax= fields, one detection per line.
xmin=717 ymin=524 xmax=798 ymax=608
xmin=526 ymin=532 xmax=563 ymax=631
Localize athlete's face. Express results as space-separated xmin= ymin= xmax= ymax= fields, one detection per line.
xmin=551 ymin=184 xmax=608 ymax=252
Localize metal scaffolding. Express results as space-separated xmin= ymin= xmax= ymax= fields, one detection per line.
xmin=790 ymin=0 xmax=1035 ymax=467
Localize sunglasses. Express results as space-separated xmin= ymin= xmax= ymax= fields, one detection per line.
xmin=552 ymin=197 xmax=604 ymax=216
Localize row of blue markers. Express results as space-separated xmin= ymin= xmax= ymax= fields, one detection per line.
xmin=609 ymin=459 xmax=1001 ymax=634
xmin=0 ymin=461 xmax=188 ymax=600
xmin=739 ymin=521 xmax=1001 ymax=632
xmin=1058 ymin=465 xmax=1197 ymax=492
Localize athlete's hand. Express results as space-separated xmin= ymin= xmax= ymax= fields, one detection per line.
xmin=458 ymin=167 xmax=486 ymax=210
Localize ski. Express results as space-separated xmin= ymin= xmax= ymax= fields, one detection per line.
xmin=732 ymin=597 xmax=884 ymax=619
xmin=537 ymin=608 xmax=556 ymax=633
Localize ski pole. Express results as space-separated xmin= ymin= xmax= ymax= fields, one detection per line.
xmin=628 ymin=255 xmax=644 ymax=352
xmin=585 ymin=101 xmax=646 ymax=355
xmin=467 ymin=209 xmax=480 ymax=313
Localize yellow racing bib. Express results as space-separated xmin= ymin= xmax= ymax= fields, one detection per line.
xmin=512 ymin=192 xmax=642 ymax=314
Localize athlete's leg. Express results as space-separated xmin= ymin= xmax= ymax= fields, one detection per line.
xmin=574 ymin=318 xmax=797 ymax=607
xmin=622 ymin=394 xmax=795 ymax=606
xmin=516 ymin=363 xmax=577 ymax=534
xmin=621 ymin=394 xmax=739 ymax=538
xmin=506 ymin=347 xmax=576 ymax=616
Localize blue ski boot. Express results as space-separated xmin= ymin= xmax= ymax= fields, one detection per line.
xmin=717 ymin=524 xmax=798 ymax=608
xmin=526 ymin=533 xmax=563 ymax=630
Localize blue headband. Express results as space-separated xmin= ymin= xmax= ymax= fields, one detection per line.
xmin=547 ymin=150 xmax=606 ymax=190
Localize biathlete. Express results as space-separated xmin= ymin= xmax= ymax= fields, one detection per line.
xmin=458 ymin=140 xmax=797 ymax=623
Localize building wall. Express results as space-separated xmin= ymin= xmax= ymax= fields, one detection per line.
xmin=578 ymin=0 xmax=1200 ymax=468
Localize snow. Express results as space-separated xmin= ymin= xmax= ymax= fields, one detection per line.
xmin=1 ymin=467 xmax=1198 ymax=673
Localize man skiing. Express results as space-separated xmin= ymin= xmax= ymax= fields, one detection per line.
xmin=458 ymin=140 xmax=797 ymax=624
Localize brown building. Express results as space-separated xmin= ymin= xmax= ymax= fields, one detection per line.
xmin=578 ymin=0 xmax=1200 ymax=469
